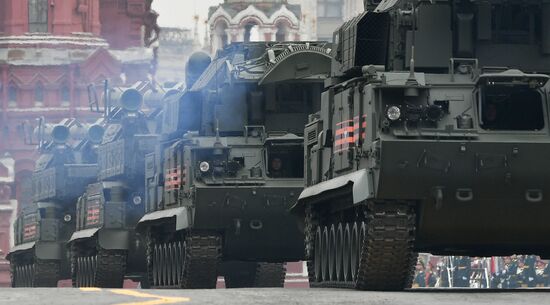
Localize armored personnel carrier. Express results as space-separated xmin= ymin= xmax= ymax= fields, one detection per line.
xmin=136 ymin=43 xmax=332 ymax=288
xmin=292 ymin=0 xmax=550 ymax=291
xmin=68 ymin=85 xmax=164 ymax=288
xmin=7 ymin=119 xmax=103 ymax=287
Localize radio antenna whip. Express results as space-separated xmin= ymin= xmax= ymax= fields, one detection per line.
xmin=406 ymin=0 xmax=419 ymax=86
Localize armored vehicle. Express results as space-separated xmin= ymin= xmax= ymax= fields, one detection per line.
xmin=7 ymin=119 xmax=103 ymax=287
xmin=136 ymin=43 xmax=331 ymax=288
xmin=68 ymin=85 xmax=163 ymax=288
xmin=292 ymin=0 xmax=550 ymax=291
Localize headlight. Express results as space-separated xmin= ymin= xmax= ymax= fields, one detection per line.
xmin=199 ymin=161 xmax=210 ymax=172
xmin=386 ymin=106 xmax=401 ymax=121
xmin=63 ymin=214 xmax=72 ymax=222
xmin=133 ymin=195 xmax=142 ymax=205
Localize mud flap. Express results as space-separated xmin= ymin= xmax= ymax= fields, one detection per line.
xmin=7 ymin=241 xmax=63 ymax=260
xmin=6 ymin=242 xmax=36 ymax=260
xmin=136 ymin=207 xmax=191 ymax=232
xmin=68 ymin=228 xmax=99 ymax=244
xmin=292 ymin=169 xmax=374 ymax=213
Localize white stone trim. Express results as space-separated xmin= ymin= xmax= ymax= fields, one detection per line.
xmin=9 ymin=199 xmax=17 ymax=248
xmin=209 ymin=4 xmax=300 ymax=28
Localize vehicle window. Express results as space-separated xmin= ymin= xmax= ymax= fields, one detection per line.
xmin=266 ymin=143 xmax=304 ymax=178
xmin=480 ymin=85 xmax=544 ymax=131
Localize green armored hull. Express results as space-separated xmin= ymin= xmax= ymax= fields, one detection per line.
xmin=294 ymin=0 xmax=550 ymax=291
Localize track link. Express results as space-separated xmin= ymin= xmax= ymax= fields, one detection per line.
xmin=224 ymin=262 xmax=286 ymax=288
xmin=304 ymin=204 xmax=318 ymax=285
xmin=147 ymin=232 xmax=221 ymax=289
xmin=71 ymin=243 xmax=127 ymax=288
xmin=181 ymin=234 xmax=221 ymax=289
xmin=254 ymin=263 xmax=286 ymax=287
xmin=10 ymin=251 xmax=60 ymax=287
xmin=306 ymin=201 xmax=417 ymax=290
xmin=95 ymin=249 xmax=127 ymax=288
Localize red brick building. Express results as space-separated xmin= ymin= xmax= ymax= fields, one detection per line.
xmin=0 ymin=0 xmax=156 ymax=287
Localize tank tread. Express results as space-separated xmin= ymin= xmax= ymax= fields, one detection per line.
xmin=33 ymin=259 xmax=60 ymax=287
xmin=71 ymin=243 xmax=127 ymax=288
xmin=306 ymin=201 xmax=417 ymax=290
xmin=224 ymin=262 xmax=285 ymax=288
xmin=254 ymin=263 xmax=286 ymax=287
xmin=147 ymin=232 xmax=221 ymax=289
xmin=94 ymin=249 xmax=127 ymax=288
xmin=10 ymin=251 xmax=60 ymax=287
xmin=304 ymin=204 xmax=318 ymax=284
xmin=145 ymin=230 xmax=154 ymax=288
xmin=356 ymin=202 xmax=417 ymax=290
xmin=181 ymin=234 xmax=221 ymax=289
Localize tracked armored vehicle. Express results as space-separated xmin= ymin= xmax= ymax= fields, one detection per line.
xmin=292 ymin=0 xmax=550 ymax=291
xmin=68 ymin=85 xmax=165 ymax=288
xmin=7 ymin=119 xmax=103 ymax=287
xmin=136 ymin=43 xmax=331 ymax=288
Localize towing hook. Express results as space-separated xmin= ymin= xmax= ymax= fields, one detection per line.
xmin=433 ymin=187 xmax=444 ymax=210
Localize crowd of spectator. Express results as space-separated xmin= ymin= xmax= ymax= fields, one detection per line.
xmin=412 ymin=255 xmax=550 ymax=288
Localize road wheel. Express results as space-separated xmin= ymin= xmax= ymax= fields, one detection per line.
xmin=175 ymin=241 xmax=184 ymax=286
xmin=152 ymin=245 xmax=159 ymax=286
xmin=328 ymin=225 xmax=336 ymax=281
xmin=314 ymin=227 xmax=322 ymax=282
xmin=321 ymin=226 xmax=329 ymax=281
xmin=342 ymin=223 xmax=351 ymax=282
xmin=335 ymin=223 xmax=344 ymax=281
xmin=350 ymin=222 xmax=359 ymax=282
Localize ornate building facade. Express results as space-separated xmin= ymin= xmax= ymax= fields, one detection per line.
xmin=0 ymin=153 xmax=15 ymax=287
xmin=207 ymin=0 xmax=364 ymax=52
xmin=208 ymin=0 xmax=302 ymax=52
xmin=0 ymin=0 xmax=158 ymax=286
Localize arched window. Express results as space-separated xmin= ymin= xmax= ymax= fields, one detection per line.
xmin=244 ymin=22 xmax=260 ymax=42
xmin=61 ymin=85 xmax=70 ymax=106
xmin=2 ymin=126 xmax=8 ymax=139
xmin=35 ymin=82 xmax=44 ymax=106
xmin=28 ymin=0 xmax=49 ymax=33
xmin=8 ymin=85 xmax=17 ymax=107
xmin=276 ymin=23 xmax=289 ymax=42
xmin=214 ymin=21 xmax=229 ymax=50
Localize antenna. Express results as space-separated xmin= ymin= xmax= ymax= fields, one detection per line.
xmin=406 ymin=0 xmax=419 ymax=86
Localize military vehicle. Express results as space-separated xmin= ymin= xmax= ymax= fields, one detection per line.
xmin=68 ymin=84 xmax=166 ymax=288
xmin=292 ymin=0 xmax=550 ymax=291
xmin=7 ymin=119 xmax=103 ymax=287
xmin=136 ymin=43 xmax=332 ymax=288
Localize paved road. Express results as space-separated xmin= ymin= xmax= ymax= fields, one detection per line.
xmin=2 ymin=288 xmax=550 ymax=305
